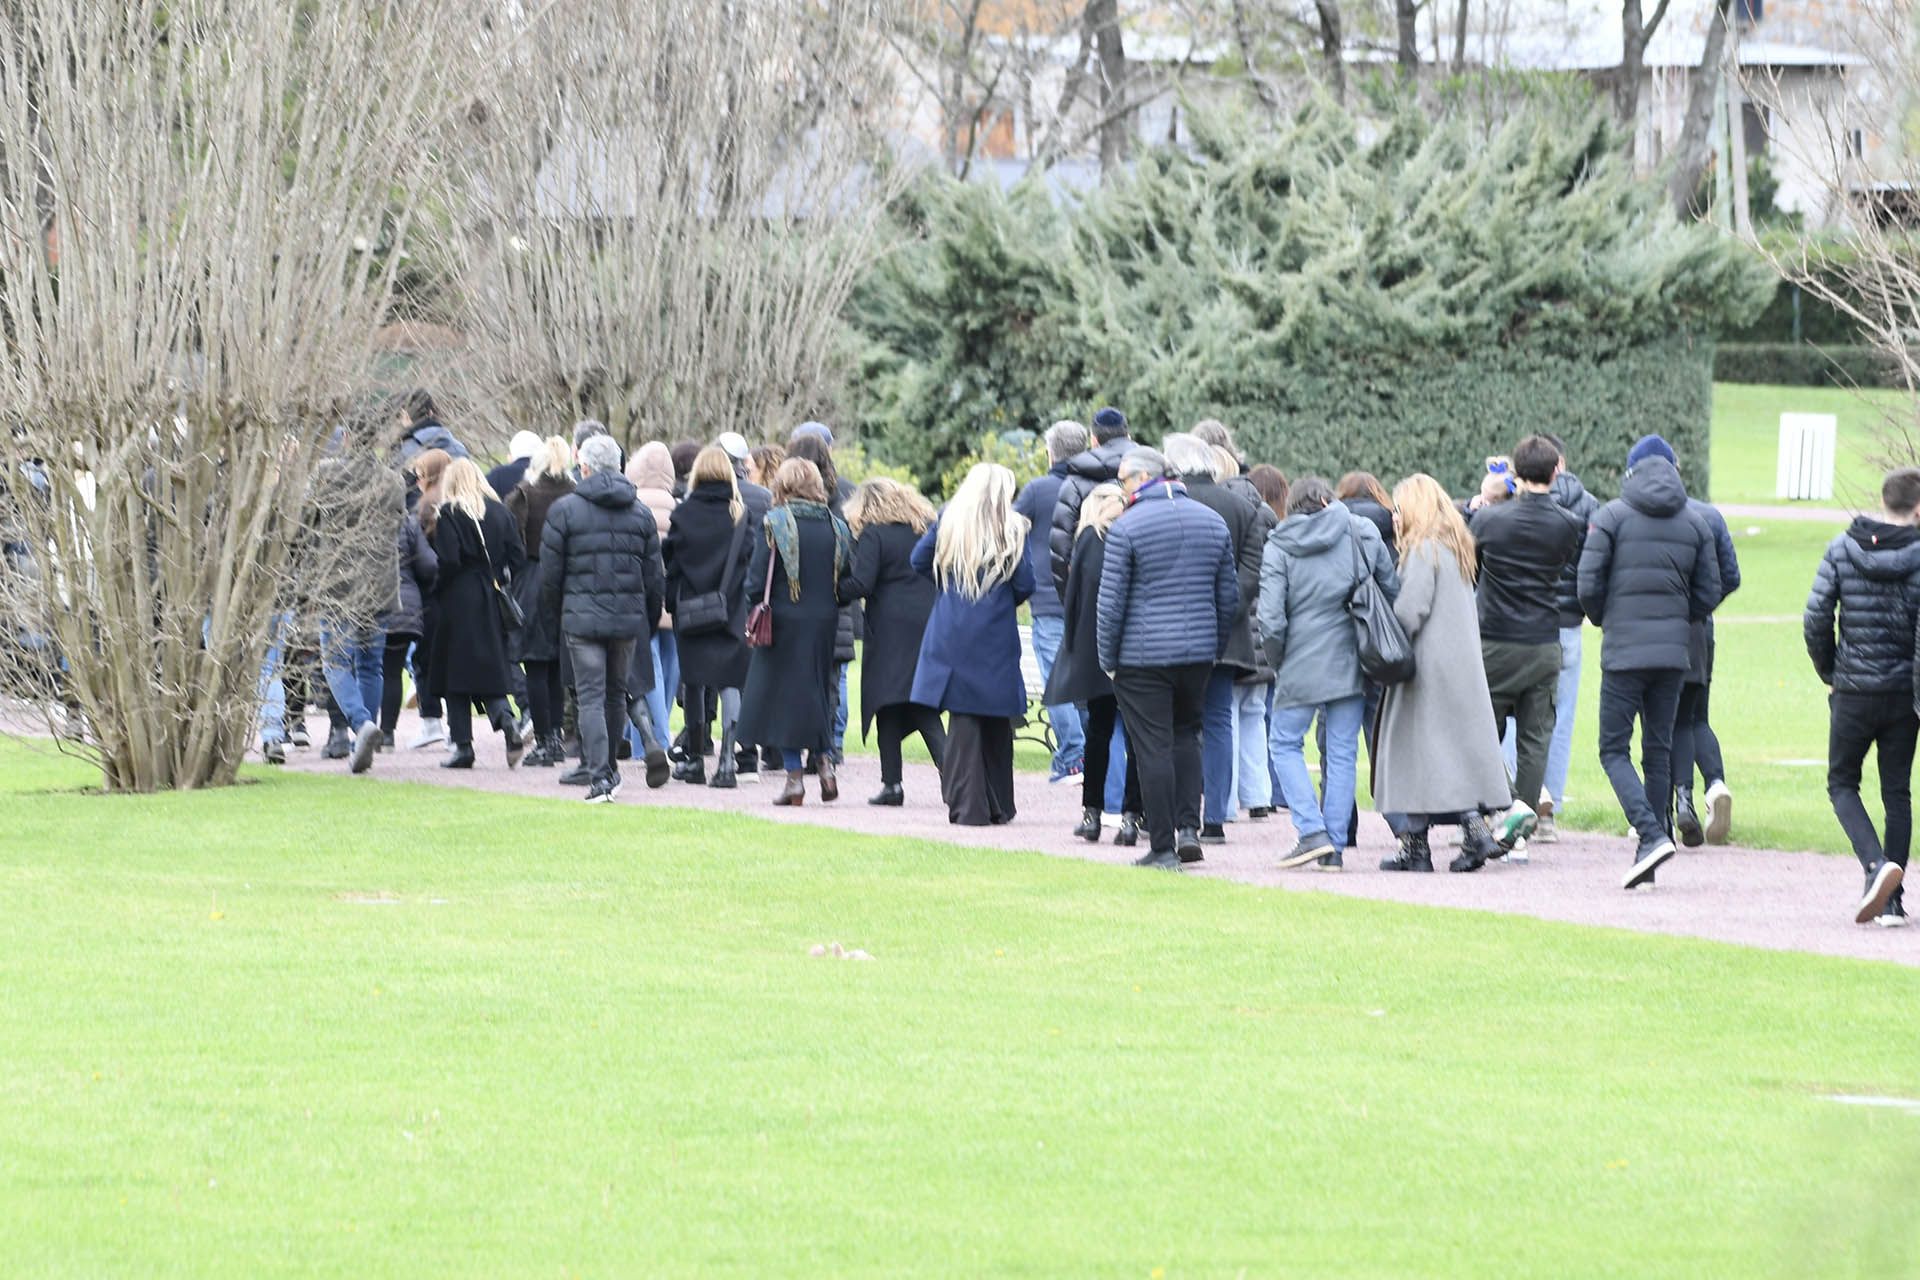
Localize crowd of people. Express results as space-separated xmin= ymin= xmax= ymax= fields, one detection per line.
xmin=231 ymin=391 xmax=1920 ymax=929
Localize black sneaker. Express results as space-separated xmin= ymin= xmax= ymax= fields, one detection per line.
xmin=1316 ymin=850 xmax=1344 ymax=872
xmin=584 ymin=779 xmax=616 ymax=805
xmin=322 ymin=726 xmax=351 ymax=760
xmin=1246 ymin=806 xmax=1274 ymax=821
xmin=644 ymin=747 xmax=671 ymax=789
xmin=1198 ymin=823 xmax=1226 ymax=845
xmin=558 ymin=763 xmax=593 ymax=787
xmin=1176 ymin=828 xmax=1204 ymax=863
xmin=288 ymin=723 xmax=311 ymax=749
xmin=1278 ymin=832 xmax=1334 ymax=869
xmin=672 ymin=758 xmax=706 ymax=785
xmin=1132 ymin=849 xmax=1182 ymax=871
xmin=1675 ymin=789 xmax=1705 ymax=848
xmin=1073 ymin=808 xmax=1102 ymax=842
xmin=1623 ymin=834 xmax=1677 ymax=889
xmin=262 ymin=740 xmax=287 ymax=765
xmin=1878 ymin=893 xmax=1909 ymax=928
xmin=1857 ymin=860 xmax=1904 ymax=924
xmin=1113 ymin=813 xmax=1141 ymax=848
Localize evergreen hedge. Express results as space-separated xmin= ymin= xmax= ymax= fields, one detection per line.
xmin=1713 ymin=342 xmax=1910 ymax=390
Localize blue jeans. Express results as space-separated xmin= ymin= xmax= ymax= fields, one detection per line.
xmin=320 ymin=624 xmax=385 ymax=729
xmin=1029 ymin=615 xmax=1084 ymax=771
xmin=832 ymin=662 xmax=850 ymax=753
xmin=1544 ymin=626 xmax=1582 ymax=804
xmin=1233 ymin=681 xmax=1272 ymax=809
xmin=1201 ymin=668 xmax=1237 ymax=824
xmin=1105 ymin=718 xmax=1130 ymax=814
xmin=1271 ymin=696 xmax=1364 ymax=847
xmin=781 ymin=748 xmax=807 ymax=772
xmin=645 ymin=632 xmax=679 ymax=747
xmin=258 ymin=614 xmax=289 ymax=745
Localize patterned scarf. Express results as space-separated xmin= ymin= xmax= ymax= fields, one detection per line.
xmin=764 ymin=500 xmax=852 ymax=602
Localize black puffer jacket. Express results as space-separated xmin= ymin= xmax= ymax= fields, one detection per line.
xmin=1550 ymin=471 xmax=1600 ymax=628
xmin=1576 ymin=458 xmax=1721 ymax=673
xmin=1182 ymin=474 xmax=1265 ymax=675
xmin=538 ymin=471 xmax=664 ymax=642
xmin=1806 ymin=517 xmax=1920 ymax=699
xmin=1049 ymin=436 xmax=1132 ymax=594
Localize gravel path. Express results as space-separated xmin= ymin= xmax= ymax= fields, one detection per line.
xmin=285 ymin=709 xmax=1917 ymax=969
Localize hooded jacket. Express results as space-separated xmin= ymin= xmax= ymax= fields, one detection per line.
xmin=1805 ymin=516 xmax=1920 ymax=700
xmin=1095 ymin=478 xmax=1237 ymax=672
xmin=1257 ymin=500 xmax=1399 ymax=708
xmin=538 ymin=470 xmax=664 ymax=642
xmin=1050 ymin=436 xmax=1132 ymax=595
xmin=1549 ymin=471 xmax=1600 ymax=627
xmin=1576 ymin=458 xmax=1721 ymax=673
xmin=397 ymin=421 xmax=469 ymax=464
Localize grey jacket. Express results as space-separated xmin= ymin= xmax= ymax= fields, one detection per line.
xmin=1258 ymin=500 xmax=1399 ymax=708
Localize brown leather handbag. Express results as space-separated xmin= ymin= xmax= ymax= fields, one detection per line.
xmin=744 ymin=544 xmax=776 ymax=648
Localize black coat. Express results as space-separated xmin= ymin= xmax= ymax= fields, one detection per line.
xmin=664 ymin=482 xmax=753 ymax=690
xmin=1345 ymin=496 xmax=1397 ymax=562
xmin=830 ymin=477 xmax=859 ymax=663
xmin=1048 ymin=437 xmax=1131 ymax=595
xmin=538 ymin=472 xmax=664 ymax=643
xmin=427 ymin=497 xmax=524 ymax=698
xmin=1685 ymin=498 xmax=1742 ymax=684
xmin=1042 ymin=525 xmax=1113 ymax=706
xmin=1806 ymin=517 xmax=1920 ymax=699
xmin=1549 ymin=472 xmax=1600 ymax=628
xmin=838 ymin=520 xmax=937 ymax=734
xmin=381 ymin=513 xmax=438 ymax=639
xmin=1182 ymin=475 xmax=1264 ymax=675
xmin=1576 ymin=459 xmax=1721 ymax=673
xmin=737 ymin=510 xmax=845 ymax=752
xmin=486 ymin=456 xmax=531 ymax=501
xmin=1469 ymin=490 xmax=1584 ymax=646
xmin=506 ymin=472 xmax=575 ymax=663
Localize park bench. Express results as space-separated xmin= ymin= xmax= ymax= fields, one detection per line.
xmin=1015 ymin=623 xmax=1055 ymax=757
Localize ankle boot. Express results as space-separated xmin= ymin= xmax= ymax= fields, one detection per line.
xmin=869 ymin=783 xmax=904 ymax=807
xmin=817 ymin=752 xmax=839 ymax=803
xmin=1073 ymin=807 xmax=1102 ymax=842
xmin=709 ymin=724 xmax=738 ymax=790
xmin=1380 ymin=830 xmax=1433 ymax=872
xmin=441 ymin=742 xmax=476 ymax=770
xmin=774 ymin=769 xmax=805 ymax=806
xmin=1113 ymin=811 xmax=1142 ymax=847
xmin=1675 ymin=787 xmax=1704 ymax=847
xmin=1450 ymin=814 xmax=1498 ymax=873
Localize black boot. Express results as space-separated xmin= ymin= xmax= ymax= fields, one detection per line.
xmin=1450 ymin=814 xmax=1499 ymax=873
xmin=869 ymin=783 xmax=904 ymax=807
xmin=709 ymin=722 xmax=738 ymax=790
xmin=1113 ymin=812 xmax=1142 ymax=848
xmin=1073 ymin=807 xmax=1102 ymax=842
xmin=1380 ymin=831 xmax=1433 ymax=872
xmin=673 ymin=755 xmax=706 ymax=785
xmin=1675 ymin=788 xmax=1705 ymax=848
xmin=440 ymin=742 xmax=476 ymax=770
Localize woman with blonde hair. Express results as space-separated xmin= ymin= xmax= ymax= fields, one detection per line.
xmin=736 ymin=457 xmax=851 ymax=804
xmin=627 ymin=441 xmax=681 ymax=757
xmin=425 ymin=457 xmax=529 ymax=768
xmin=664 ymin=445 xmax=754 ymax=788
xmin=910 ymin=463 xmax=1035 ymax=826
xmin=1044 ymin=482 xmax=1144 ymax=844
xmin=1373 ymin=473 xmax=1512 ymax=873
xmin=838 ymin=477 xmax=944 ymax=805
xmin=403 ymin=446 xmax=454 ymax=747
xmin=505 ymin=436 xmax=575 ymax=765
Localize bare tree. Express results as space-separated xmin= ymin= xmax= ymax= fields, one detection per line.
xmin=1089 ymin=0 xmax=1132 ymax=174
xmin=1617 ymin=0 xmax=1677 ymax=151
xmin=1314 ymin=0 xmax=1348 ymax=102
xmin=1397 ymin=0 xmax=1421 ymax=73
xmin=0 ymin=0 xmax=488 ymax=791
xmin=1666 ymin=0 xmax=1735 ymax=215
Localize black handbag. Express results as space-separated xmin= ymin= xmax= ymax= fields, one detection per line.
xmin=673 ymin=516 xmax=748 ymax=637
xmin=468 ymin=510 xmax=525 ymax=632
xmin=1348 ymin=533 xmax=1414 ymax=685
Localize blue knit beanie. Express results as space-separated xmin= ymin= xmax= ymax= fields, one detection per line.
xmin=1091 ymin=406 xmax=1128 ymax=440
xmin=1626 ymin=434 xmax=1676 ymax=470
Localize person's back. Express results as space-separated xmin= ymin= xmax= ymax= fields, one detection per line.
xmin=542 ymin=469 xmax=661 ymax=641
xmin=1015 ymin=466 xmax=1068 ymax=617
xmin=1096 ymin=477 xmax=1236 ymax=673
xmin=1050 ymin=407 xmax=1132 ymax=592
xmin=1472 ymin=489 xmax=1583 ymax=644
xmin=1577 ymin=455 xmax=1719 ymax=672
xmin=1259 ymin=498 xmax=1395 ymax=709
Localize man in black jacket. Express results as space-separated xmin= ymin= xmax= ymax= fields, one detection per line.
xmin=1049 ymin=406 xmax=1132 ymax=595
xmin=1471 ymin=435 xmax=1584 ymax=852
xmin=540 ymin=434 xmax=667 ymax=802
xmin=1577 ymin=434 xmax=1721 ymax=889
xmin=1805 ymin=467 xmax=1920 ymax=925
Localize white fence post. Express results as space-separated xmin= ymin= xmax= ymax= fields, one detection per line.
xmin=1776 ymin=413 xmax=1837 ymax=501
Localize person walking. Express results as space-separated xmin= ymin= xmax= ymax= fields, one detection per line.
xmin=1164 ymin=433 xmax=1263 ymax=846
xmin=738 ymin=458 xmax=851 ymax=806
xmin=1805 ymin=468 xmax=1920 ymax=926
xmin=1043 ymin=482 xmax=1144 ymax=845
xmin=1014 ymin=420 xmax=1091 ymax=784
xmin=1248 ymin=464 xmax=1291 ymax=817
xmin=487 ymin=429 xmax=545 ymax=500
xmin=405 ymin=447 xmax=455 ymax=749
xmin=377 ymin=507 xmax=437 ymax=747
xmin=909 ymin=464 xmax=1034 ymax=826
xmin=1097 ymin=447 xmax=1238 ymax=870
xmin=627 ymin=441 xmax=682 ymax=760
xmin=1467 ymin=435 xmax=1585 ymax=856
xmin=425 ymin=458 xmax=530 ymax=770
xmin=663 ymin=447 xmax=755 ymax=789
xmin=1258 ymin=477 xmax=1399 ymax=870
xmin=1577 ymin=435 xmax=1722 ymax=889
xmin=840 ymin=478 xmax=945 ymax=806
xmin=505 ymin=436 xmax=576 ymax=766
xmin=1049 ymin=406 xmax=1133 ymax=594
xmin=394 ymin=389 xmax=468 ymax=463
xmin=1374 ymin=475 xmax=1514 ymax=873
xmin=537 ymin=434 xmax=666 ymax=802
xmin=1672 ymin=482 xmax=1742 ymax=847
xmin=786 ymin=429 xmax=856 ymax=766
xmin=1536 ymin=435 xmax=1599 ymax=842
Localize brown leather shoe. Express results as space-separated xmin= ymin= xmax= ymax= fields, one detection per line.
xmin=774 ymin=770 xmax=805 ymax=806
xmin=817 ymin=753 xmax=839 ymax=803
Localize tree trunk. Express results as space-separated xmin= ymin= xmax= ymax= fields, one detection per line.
xmin=1314 ymin=0 xmax=1347 ymax=101
xmin=1396 ymin=0 xmax=1419 ymax=73
xmin=1088 ymin=0 xmax=1128 ymax=176
xmin=1451 ymin=0 xmax=1469 ymax=71
xmin=1668 ymin=0 xmax=1734 ymax=216
xmin=1617 ymin=0 xmax=1645 ymax=128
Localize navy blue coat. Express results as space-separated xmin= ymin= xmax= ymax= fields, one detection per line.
xmin=908 ymin=521 xmax=1034 ymax=718
xmin=1096 ymin=479 xmax=1237 ymax=672
xmin=1013 ymin=463 xmax=1068 ymax=618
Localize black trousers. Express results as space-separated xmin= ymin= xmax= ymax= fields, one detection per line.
xmin=1597 ymin=667 xmax=1684 ymax=844
xmin=943 ymin=712 xmax=1015 ymax=826
xmin=567 ymin=636 xmax=637 ymax=785
xmin=446 ymin=696 xmax=513 ymax=748
xmin=1828 ymin=691 xmax=1919 ymax=875
xmin=1671 ymin=681 xmax=1726 ymax=794
xmin=523 ymin=659 xmax=565 ymax=740
xmin=379 ymin=634 xmax=419 ymax=734
xmin=1485 ymin=638 xmax=1562 ymax=810
xmin=1081 ymin=694 xmax=1141 ymax=815
xmin=1112 ymin=662 xmax=1210 ymax=856
xmin=876 ymin=702 xmax=947 ymax=785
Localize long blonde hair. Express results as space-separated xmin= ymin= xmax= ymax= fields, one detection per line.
xmin=1077 ymin=482 xmax=1125 ymax=540
xmin=531 ymin=435 xmax=572 ymax=482
xmin=934 ymin=463 xmax=1028 ymax=600
xmin=439 ymin=456 xmax=497 ymax=525
xmin=846 ymin=477 xmax=935 ymax=537
xmin=1391 ymin=473 xmax=1476 ymax=584
xmin=689 ymin=445 xmax=744 ymax=522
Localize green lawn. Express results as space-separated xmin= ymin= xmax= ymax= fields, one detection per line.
xmin=1710 ymin=383 xmax=1908 ymax=506
xmin=2 ymin=740 xmax=1918 ymax=1276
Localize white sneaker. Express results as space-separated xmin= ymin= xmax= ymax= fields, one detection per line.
xmin=350 ymin=720 xmax=381 ymax=774
xmin=409 ymin=718 xmax=447 ymax=750
xmin=1503 ymin=837 xmax=1530 ymax=865
xmin=1703 ymin=780 xmax=1732 ymax=845
xmin=1495 ymin=799 xmax=1538 ymax=848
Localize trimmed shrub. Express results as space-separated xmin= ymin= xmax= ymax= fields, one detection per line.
xmin=1712 ymin=342 xmax=1912 ymax=390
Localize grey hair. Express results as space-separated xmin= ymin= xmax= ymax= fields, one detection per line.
xmin=1118 ymin=446 xmax=1169 ymax=483
xmin=578 ymin=433 xmax=622 ymax=474
xmin=1162 ymin=433 xmax=1221 ymax=482
xmin=1044 ymin=420 xmax=1089 ymax=464
xmin=1191 ymin=419 xmax=1237 ymax=457
xmin=573 ymin=419 xmax=609 ymax=448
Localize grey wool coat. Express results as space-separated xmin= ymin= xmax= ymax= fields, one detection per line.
xmin=1372 ymin=541 xmax=1512 ymax=816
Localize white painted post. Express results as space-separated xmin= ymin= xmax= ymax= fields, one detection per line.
xmin=1776 ymin=413 xmax=1837 ymax=501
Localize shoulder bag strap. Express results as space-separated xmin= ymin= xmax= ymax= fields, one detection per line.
xmin=719 ymin=514 xmax=750 ymax=595
xmin=760 ymin=527 xmax=778 ymax=606
xmin=467 ymin=507 xmax=506 ymax=591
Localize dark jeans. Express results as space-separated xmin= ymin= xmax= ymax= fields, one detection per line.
xmin=1485 ymin=638 xmax=1562 ymax=810
xmin=567 ymin=635 xmax=638 ymax=785
xmin=1597 ymin=667 xmax=1685 ymax=844
xmin=1828 ymin=691 xmax=1919 ymax=875
xmin=1082 ymin=694 xmax=1141 ymax=814
xmin=523 ymin=659 xmax=564 ymax=740
xmin=875 ymin=703 xmax=947 ymax=785
xmin=1112 ymin=662 xmax=1210 ymax=855
xmin=446 ymin=696 xmax=513 ymax=747
xmin=379 ymin=634 xmax=419 ymax=734
xmin=1671 ymin=681 xmax=1726 ymax=793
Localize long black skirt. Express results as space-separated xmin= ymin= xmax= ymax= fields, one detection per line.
xmin=943 ymin=712 xmax=1015 ymax=827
